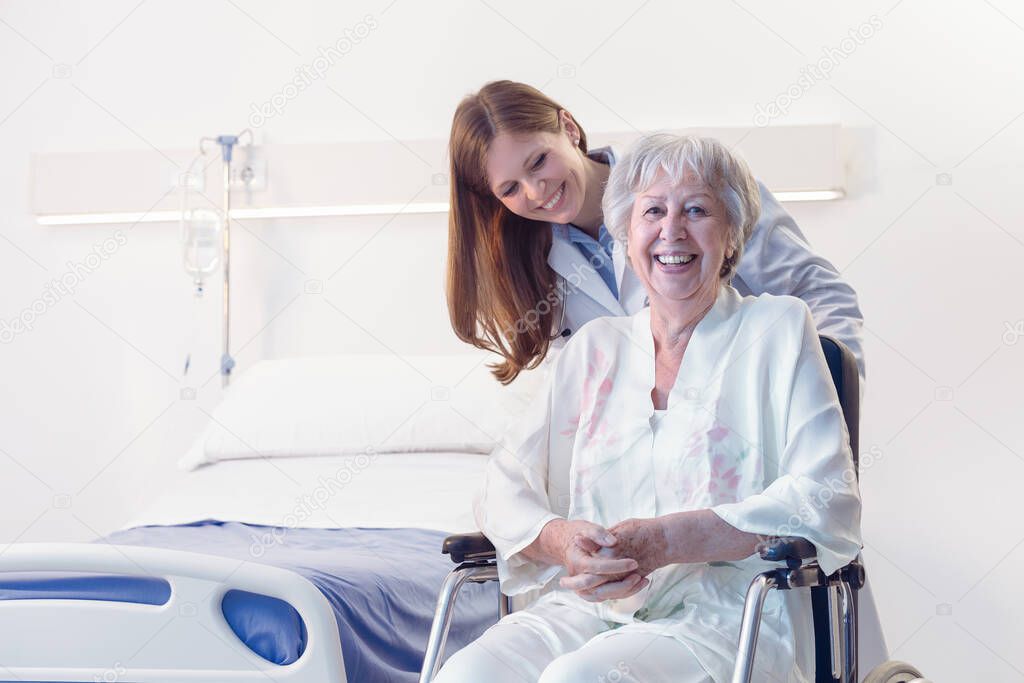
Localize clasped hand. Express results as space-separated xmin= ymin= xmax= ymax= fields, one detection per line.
xmin=557 ymin=518 xmax=668 ymax=603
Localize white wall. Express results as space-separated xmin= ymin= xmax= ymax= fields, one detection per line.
xmin=1 ymin=0 xmax=1022 ymax=678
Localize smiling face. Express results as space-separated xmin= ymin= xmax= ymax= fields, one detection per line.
xmin=627 ymin=167 xmax=735 ymax=307
xmin=484 ymin=114 xmax=588 ymax=224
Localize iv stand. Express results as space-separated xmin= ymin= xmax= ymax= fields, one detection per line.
xmin=199 ymin=129 xmax=253 ymax=388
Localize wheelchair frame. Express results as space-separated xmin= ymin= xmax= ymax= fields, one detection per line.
xmin=420 ymin=335 xmax=864 ymax=683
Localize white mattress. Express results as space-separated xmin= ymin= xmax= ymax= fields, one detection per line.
xmin=126 ymin=452 xmax=488 ymax=534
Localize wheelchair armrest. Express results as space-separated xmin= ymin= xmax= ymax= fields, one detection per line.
xmin=758 ymin=536 xmax=817 ymax=566
xmin=442 ymin=533 xmax=820 ymax=568
xmin=442 ymin=532 xmax=497 ymax=564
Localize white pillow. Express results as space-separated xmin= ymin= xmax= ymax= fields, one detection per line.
xmin=136 ymin=452 xmax=490 ymax=533
xmin=179 ymin=353 xmax=539 ymax=470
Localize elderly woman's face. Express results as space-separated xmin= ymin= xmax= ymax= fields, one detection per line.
xmin=626 ymin=168 xmax=735 ymax=306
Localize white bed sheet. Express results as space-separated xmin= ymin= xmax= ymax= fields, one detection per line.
xmin=126 ymin=452 xmax=488 ymax=534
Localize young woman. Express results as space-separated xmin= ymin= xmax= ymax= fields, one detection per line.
xmin=446 ymin=80 xmax=865 ymax=386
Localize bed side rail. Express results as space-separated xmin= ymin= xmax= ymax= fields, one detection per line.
xmin=0 ymin=542 xmax=346 ymax=683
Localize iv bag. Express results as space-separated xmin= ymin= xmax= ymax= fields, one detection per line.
xmin=181 ymin=208 xmax=222 ymax=283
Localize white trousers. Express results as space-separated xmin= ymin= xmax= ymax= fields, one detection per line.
xmin=434 ymin=598 xmax=713 ymax=683
xmin=435 ymin=570 xmax=888 ymax=682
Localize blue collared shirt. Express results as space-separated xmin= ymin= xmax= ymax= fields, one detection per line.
xmin=552 ymin=146 xmax=619 ymax=299
xmin=564 ymin=223 xmax=618 ymax=299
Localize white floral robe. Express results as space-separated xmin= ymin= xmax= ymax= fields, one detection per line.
xmin=474 ymin=284 xmax=863 ymax=682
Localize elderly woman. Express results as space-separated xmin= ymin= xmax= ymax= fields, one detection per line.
xmin=434 ymin=134 xmax=863 ymax=683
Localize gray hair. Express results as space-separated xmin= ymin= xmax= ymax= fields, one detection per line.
xmin=602 ymin=133 xmax=762 ymax=280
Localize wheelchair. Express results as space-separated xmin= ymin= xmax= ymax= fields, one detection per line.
xmin=420 ymin=336 xmax=930 ymax=683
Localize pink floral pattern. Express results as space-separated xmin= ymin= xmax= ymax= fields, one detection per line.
xmin=674 ymin=400 xmax=751 ymax=508
xmin=706 ymin=451 xmax=744 ymax=501
xmin=561 ymin=348 xmax=619 ymax=449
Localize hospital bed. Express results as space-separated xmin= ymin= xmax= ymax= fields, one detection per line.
xmin=0 ymin=353 xmax=527 ymax=683
xmin=420 ymin=337 xmax=931 ymax=683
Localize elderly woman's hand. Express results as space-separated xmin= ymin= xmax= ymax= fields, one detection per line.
xmin=558 ymin=517 xmax=667 ymax=603
xmin=559 ymin=554 xmax=650 ymax=602
xmin=539 ymin=519 xmax=642 ymax=602
xmin=557 ymin=519 xmax=663 ymax=602
xmin=605 ymin=517 xmax=670 ymax=575
xmin=557 ymin=520 xmax=638 ymax=577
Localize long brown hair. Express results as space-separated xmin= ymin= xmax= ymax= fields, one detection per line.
xmin=446 ymin=80 xmax=589 ymax=384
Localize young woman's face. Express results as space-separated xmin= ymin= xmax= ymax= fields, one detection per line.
xmin=484 ymin=119 xmax=587 ymax=224
xmin=627 ymin=168 xmax=735 ymax=305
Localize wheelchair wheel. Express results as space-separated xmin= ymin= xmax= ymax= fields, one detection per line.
xmin=862 ymin=660 xmax=928 ymax=682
